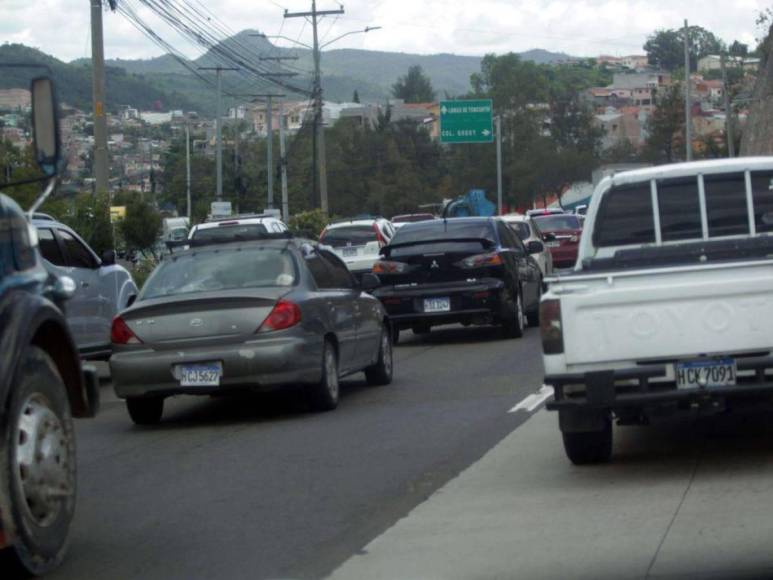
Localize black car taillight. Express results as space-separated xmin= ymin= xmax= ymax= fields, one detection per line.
xmin=539 ymin=299 xmax=564 ymax=354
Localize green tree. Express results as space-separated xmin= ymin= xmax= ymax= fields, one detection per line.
xmin=643 ymin=83 xmax=685 ymax=162
xmin=392 ymin=65 xmax=436 ymax=103
xmin=121 ymin=199 xmax=161 ymax=259
xmin=644 ymin=27 xmax=725 ymax=71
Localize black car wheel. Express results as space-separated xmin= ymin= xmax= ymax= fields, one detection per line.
xmin=1 ymin=346 xmax=76 ymax=576
xmin=308 ymin=340 xmax=339 ymax=411
xmin=365 ymin=325 xmax=394 ymax=386
xmin=126 ymin=397 xmax=164 ymax=425
xmin=526 ymin=281 xmax=541 ymax=328
xmin=502 ymin=289 xmax=524 ymax=338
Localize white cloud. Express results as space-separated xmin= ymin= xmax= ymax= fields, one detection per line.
xmin=0 ymin=0 xmax=766 ymax=62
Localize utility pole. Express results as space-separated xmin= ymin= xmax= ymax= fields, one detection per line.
xmin=285 ymin=1 xmax=345 ymax=214
xmin=683 ymin=19 xmax=693 ymax=161
xmin=279 ymin=101 xmax=289 ymax=222
xmin=252 ymin=93 xmax=288 ymax=210
xmin=185 ymin=119 xmax=191 ymax=219
xmin=199 ymin=66 xmax=238 ymax=200
xmin=495 ymin=116 xmax=503 ymax=216
xmin=720 ymin=52 xmax=736 ymax=157
xmin=90 ymin=0 xmax=109 ymax=196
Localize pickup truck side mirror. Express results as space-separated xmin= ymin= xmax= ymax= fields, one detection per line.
xmin=101 ymin=249 xmax=116 ymax=266
xmin=360 ymin=273 xmax=381 ymax=292
xmin=527 ymin=240 xmax=544 ymax=255
xmin=31 ymin=77 xmax=61 ymax=178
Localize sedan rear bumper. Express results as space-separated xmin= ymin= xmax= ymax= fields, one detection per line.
xmin=374 ymin=278 xmax=506 ymax=327
xmin=110 ymin=334 xmax=322 ymax=399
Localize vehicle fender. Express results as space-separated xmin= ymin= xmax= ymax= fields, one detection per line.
xmin=0 ymin=289 xmax=90 ymax=422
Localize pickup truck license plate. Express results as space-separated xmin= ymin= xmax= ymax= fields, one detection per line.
xmin=179 ymin=362 xmax=222 ymax=387
xmin=342 ymin=247 xmax=358 ymax=257
xmin=675 ymin=358 xmax=736 ymax=389
xmin=424 ymin=297 xmax=450 ymax=312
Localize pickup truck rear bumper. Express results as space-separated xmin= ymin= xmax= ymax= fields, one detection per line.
xmin=545 ymin=356 xmax=773 ymax=410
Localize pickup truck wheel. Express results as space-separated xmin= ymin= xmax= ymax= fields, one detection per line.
xmin=126 ymin=397 xmax=164 ymax=425
xmin=365 ymin=325 xmax=394 ymax=386
xmin=561 ymin=417 xmax=613 ymax=465
xmin=502 ymin=290 xmax=524 ymax=338
xmin=1 ymin=346 xmax=76 ymax=576
xmin=307 ymin=340 xmax=339 ymax=411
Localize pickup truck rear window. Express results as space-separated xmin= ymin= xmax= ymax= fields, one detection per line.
xmin=594 ymin=183 xmax=655 ymax=247
xmin=704 ymin=173 xmax=749 ymax=237
xmin=751 ymin=171 xmax=773 ymax=233
xmin=657 ymin=177 xmax=702 ymax=242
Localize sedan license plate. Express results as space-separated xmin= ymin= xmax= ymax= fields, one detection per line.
xmin=675 ymin=358 xmax=736 ymax=389
xmin=424 ymin=297 xmax=450 ymax=313
xmin=342 ymin=247 xmax=358 ymax=257
xmin=179 ymin=362 xmax=222 ymax=387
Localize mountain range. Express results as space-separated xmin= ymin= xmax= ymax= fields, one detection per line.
xmin=1 ymin=30 xmax=575 ymax=116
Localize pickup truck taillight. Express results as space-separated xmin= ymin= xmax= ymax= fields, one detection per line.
xmin=539 ymin=299 xmax=564 ymax=354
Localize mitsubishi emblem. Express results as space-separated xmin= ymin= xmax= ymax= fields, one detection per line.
xmin=430 ymin=260 xmax=440 ymax=269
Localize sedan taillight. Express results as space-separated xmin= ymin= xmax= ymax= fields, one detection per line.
xmin=539 ymin=299 xmax=564 ymax=354
xmin=259 ymin=300 xmax=302 ymax=333
xmin=373 ymin=260 xmax=410 ymax=274
xmin=456 ymin=252 xmax=503 ymax=269
xmin=111 ymin=316 xmax=142 ymax=345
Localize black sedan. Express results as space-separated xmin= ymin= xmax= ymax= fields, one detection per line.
xmin=110 ymin=236 xmax=393 ymax=424
xmin=371 ymin=217 xmax=543 ymax=341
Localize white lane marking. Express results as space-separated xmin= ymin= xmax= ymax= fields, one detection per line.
xmin=508 ymin=385 xmax=553 ymax=414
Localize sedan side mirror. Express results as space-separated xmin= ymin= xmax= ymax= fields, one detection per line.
xmin=527 ymin=240 xmax=544 ymax=255
xmin=31 ymin=77 xmax=61 ymax=178
xmin=101 ymin=249 xmax=116 ymax=266
xmin=52 ymin=275 xmax=77 ymax=302
xmin=360 ymin=273 xmax=381 ymax=291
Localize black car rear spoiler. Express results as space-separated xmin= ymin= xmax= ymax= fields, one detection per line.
xmin=383 ymin=237 xmax=494 ymax=256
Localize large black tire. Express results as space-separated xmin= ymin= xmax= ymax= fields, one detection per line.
xmin=126 ymin=397 xmax=164 ymax=425
xmin=502 ymin=289 xmax=525 ymax=339
xmin=561 ymin=418 xmax=613 ymax=465
xmin=365 ymin=325 xmax=394 ymax=386
xmin=307 ymin=340 xmax=339 ymax=411
xmin=391 ymin=324 xmax=401 ymax=345
xmin=1 ymin=346 xmax=76 ymax=576
xmin=526 ymin=281 xmax=542 ymax=328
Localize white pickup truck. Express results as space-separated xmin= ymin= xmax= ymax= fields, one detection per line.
xmin=541 ymin=157 xmax=773 ymax=464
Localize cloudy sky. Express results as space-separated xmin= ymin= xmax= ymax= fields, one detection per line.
xmin=1 ymin=0 xmax=768 ymax=62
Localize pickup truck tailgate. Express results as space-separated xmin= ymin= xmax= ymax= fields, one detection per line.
xmin=560 ymin=260 xmax=773 ymax=365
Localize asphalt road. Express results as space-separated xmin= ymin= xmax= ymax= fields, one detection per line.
xmin=49 ymin=324 xmax=545 ymax=580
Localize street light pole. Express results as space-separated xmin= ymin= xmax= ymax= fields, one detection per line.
xmin=279 ymin=101 xmax=289 ymax=222
xmin=495 ymin=116 xmax=503 ymax=216
xmin=720 ymin=52 xmax=736 ymax=157
xmin=199 ymin=66 xmax=238 ymax=201
xmin=185 ymin=119 xmax=191 ymax=219
xmin=683 ymin=19 xmax=693 ymax=161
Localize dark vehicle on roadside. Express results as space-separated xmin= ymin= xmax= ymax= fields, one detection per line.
xmin=532 ymin=213 xmax=584 ymax=270
xmin=109 ymin=235 xmax=393 ymax=425
xmin=371 ymin=217 xmax=543 ymax=342
xmin=0 ymin=77 xmax=99 ymax=576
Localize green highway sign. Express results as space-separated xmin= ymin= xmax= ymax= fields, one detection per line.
xmin=439 ymin=99 xmax=494 ymax=144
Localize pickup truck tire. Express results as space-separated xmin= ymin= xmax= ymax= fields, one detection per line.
xmin=502 ymin=290 xmax=524 ymax=338
xmin=561 ymin=417 xmax=613 ymax=465
xmin=126 ymin=397 xmax=164 ymax=425
xmin=365 ymin=326 xmax=394 ymax=386
xmin=1 ymin=346 xmax=76 ymax=576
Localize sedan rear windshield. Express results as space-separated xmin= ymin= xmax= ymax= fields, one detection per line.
xmin=141 ymin=247 xmax=296 ymax=299
xmin=390 ymin=220 xmax=495 ymax=245
xmin=320 ymin=225 xmax=377 ymax=247
xmin=191 ymin=223 xmax=268 ymax=242
xmin=532 ymin=215 xmax=581 ymax=232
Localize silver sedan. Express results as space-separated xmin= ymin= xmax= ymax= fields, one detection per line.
xmin=109 ymin=238 xmax=393 ymax=425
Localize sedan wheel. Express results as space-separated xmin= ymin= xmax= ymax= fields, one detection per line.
xmin=365 ymin=326 xmax=394 ymax=386
xmin=308 ymin=340 xmax=339 ymax=411
xmin=502 ymin=290 xmax=524 ymax=338
xmin=526 ymin=282 xmax=541 ymax=327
